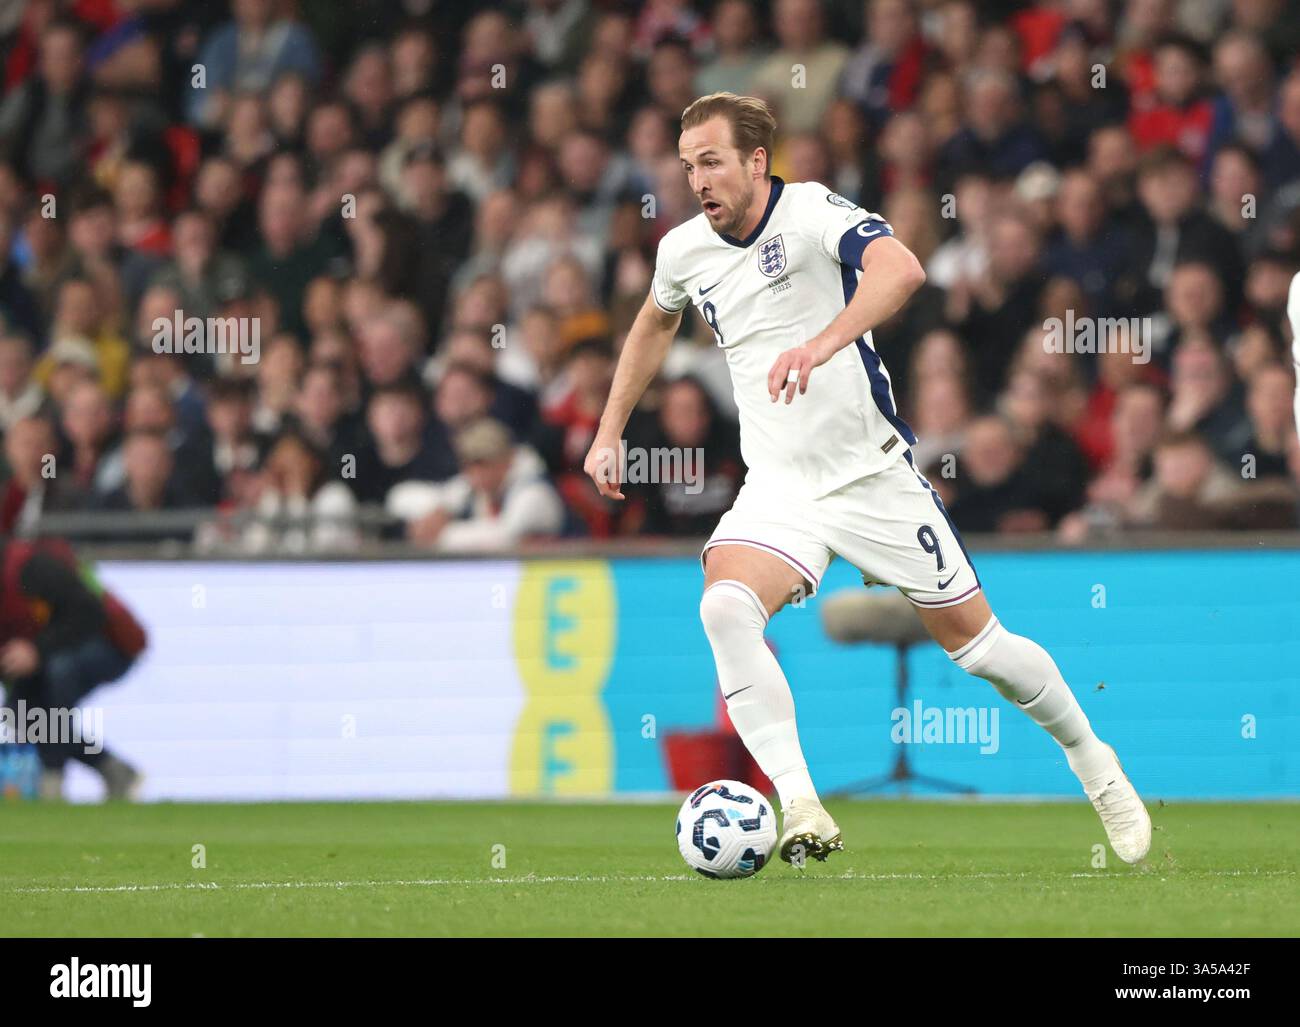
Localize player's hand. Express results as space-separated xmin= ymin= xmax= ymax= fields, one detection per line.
xmin=583 ymin=433 xmax=625 ymax=501
xmin=767 ymin=341 xmax=827 ymax=404
xmin=1 ymin=639 xmax=40 ymax=678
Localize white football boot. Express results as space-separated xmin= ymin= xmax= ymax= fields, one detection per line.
xmin=1086 ymin=745 xmax=1152 ymax=864
xmin=778 ymin=798 xmax=844 ymax=865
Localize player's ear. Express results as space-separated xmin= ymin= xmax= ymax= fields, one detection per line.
xmin=750 ymin=146 xmax=768 ymax=180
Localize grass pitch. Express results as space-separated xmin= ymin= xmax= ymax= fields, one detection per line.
xmin=1 ymin=799 xmax=1296 ymax=937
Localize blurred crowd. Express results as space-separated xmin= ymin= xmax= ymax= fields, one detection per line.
xmin=0 ymin=0 xmax=1298 ymax=554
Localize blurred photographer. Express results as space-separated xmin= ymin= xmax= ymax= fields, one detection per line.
xmin=0 ymin=536 xmax=146 ymax=800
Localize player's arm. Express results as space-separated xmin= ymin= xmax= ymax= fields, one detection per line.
xmin=584 ymin=291 xmax=683 ymax=500
xmin=767 ymin=235 xmax=926 ymax=403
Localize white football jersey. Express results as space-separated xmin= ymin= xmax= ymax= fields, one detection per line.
xmin=652 ymin=177 xmax=915 ymax=499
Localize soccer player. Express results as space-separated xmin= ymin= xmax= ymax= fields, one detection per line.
xmin=584 ymin=93 xmax=1151 ymax=866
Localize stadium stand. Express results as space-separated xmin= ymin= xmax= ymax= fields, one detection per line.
xmin=0 ymin=0 xmax=1297 ymax=553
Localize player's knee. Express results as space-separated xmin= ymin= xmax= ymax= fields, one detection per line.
xmin=41 ymin=650 xmax=86 ymax=705
xmin=699 ymin=580 xmax=768 ymax=646
xmin=945 ymin=615 xmax=1052 ymax=687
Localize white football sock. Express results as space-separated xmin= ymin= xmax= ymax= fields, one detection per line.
xmin=947 ymin=615 xmax=1115 ymax=793
xmin=699 ymin=580 xmax=817 ymax=809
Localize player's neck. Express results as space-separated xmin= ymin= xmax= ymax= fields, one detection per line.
xmin=734 ymin=178 xmax=773 ymax=240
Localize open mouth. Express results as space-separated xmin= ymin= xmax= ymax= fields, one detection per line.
xmin=702 ymin=200 xmax=722 ymax=216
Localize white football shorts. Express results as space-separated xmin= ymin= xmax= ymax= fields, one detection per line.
xmin=701 ymin=450 xmax=981 ymax=608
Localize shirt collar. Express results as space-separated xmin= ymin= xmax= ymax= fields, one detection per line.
xmin=719 ymin=175 xmax=785 ymax=248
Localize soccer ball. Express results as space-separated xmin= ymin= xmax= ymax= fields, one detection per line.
xmin=675 ymin=780 xmax=777 ymax=879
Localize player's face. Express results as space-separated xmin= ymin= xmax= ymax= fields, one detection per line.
xmin=679 ymin=117 xmax=760 ymax=237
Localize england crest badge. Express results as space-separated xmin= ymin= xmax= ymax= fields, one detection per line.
xmin=757 ymin=234 xmax=786 ymax=278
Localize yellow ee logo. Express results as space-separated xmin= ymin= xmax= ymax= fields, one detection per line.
xmin=510 ymin=562 xmax=615 ymax=795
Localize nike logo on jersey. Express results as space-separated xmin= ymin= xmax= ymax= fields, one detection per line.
xmin=722 ymin=685 xmax=753 ymax=700
xmin=698 ymin=280 xmax=722 ymax=295
xmin=937 ymin=570 xmax=960 ymax=590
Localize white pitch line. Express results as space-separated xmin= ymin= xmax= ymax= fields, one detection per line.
xmin=8 ymin=875 xmax=692 ymax=894
xmin=5 ymin=868 xmax=1293 ymax=895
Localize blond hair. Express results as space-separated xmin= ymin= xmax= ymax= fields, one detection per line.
xmin=680 ymin=93 xmax=777 ymax=177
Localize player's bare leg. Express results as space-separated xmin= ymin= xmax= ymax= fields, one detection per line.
xmin=700 ymin=545 xmax=843 ymax=865
xmin=914 ymin=592 xmax=1152 ymax=864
